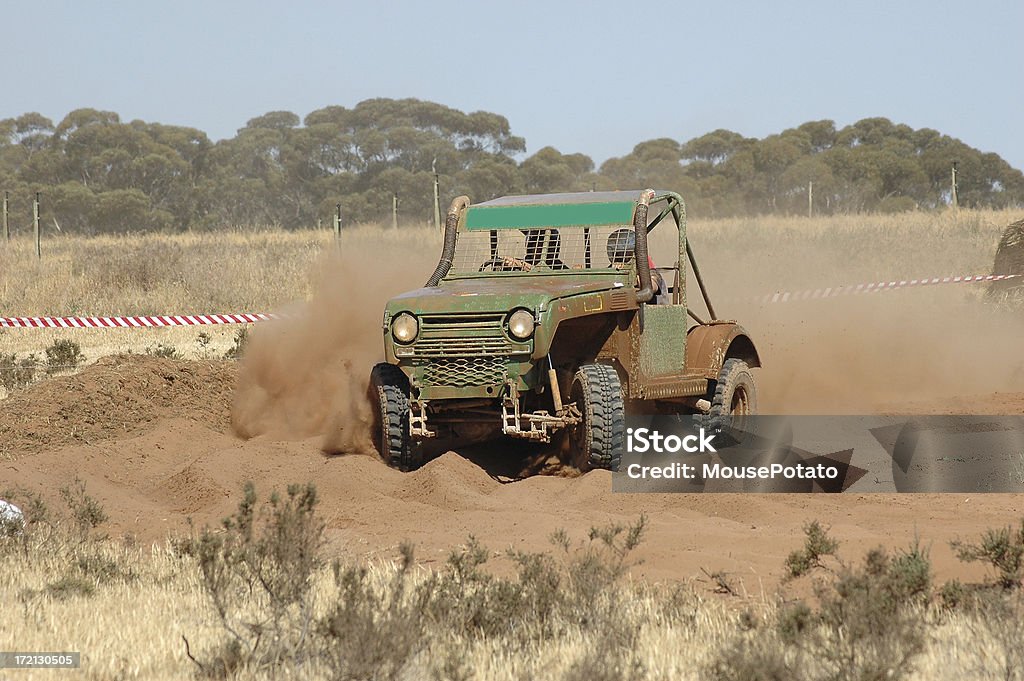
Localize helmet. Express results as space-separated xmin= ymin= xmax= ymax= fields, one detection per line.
xmin=606 ymin=228 xmax=635 ymax=264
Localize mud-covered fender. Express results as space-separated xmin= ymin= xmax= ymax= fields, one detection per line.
xmin=685 ymin=321 xmax=761 ymax=380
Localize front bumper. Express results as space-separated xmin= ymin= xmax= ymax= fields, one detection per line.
xmin=408 ymin=381 xmax=580 ymax=443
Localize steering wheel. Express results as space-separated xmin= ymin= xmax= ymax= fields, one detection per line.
xmin=478 ymin=256 xmax=533 ymax=272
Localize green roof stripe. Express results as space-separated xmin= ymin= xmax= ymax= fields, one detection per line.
xmin=465 ymin=201 xmax=635 ymax=230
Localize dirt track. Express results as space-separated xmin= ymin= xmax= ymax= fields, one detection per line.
xmin=2 ymin=354 xmax=1022 ymax=593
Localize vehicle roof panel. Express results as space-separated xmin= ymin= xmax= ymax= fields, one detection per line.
xmin=475 ymin=190 xmax=645 ymax=207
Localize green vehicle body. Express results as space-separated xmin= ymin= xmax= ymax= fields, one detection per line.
xmin=375 ymin=189 xmax=761 ymax=468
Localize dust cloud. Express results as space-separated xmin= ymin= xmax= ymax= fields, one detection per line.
xmin=743 ymin=293 xmax=1024 ymax=413
xmin=231 ymin=242 xmax=436 ymax=452
xmin=686 ymin=231 xmax=1024 ymax=415
xmin=232 ymin=226 xmax=1024 ymax=453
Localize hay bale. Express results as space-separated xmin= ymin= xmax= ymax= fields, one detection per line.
xmin=987 ymin=218 xmax=1024 ymax=298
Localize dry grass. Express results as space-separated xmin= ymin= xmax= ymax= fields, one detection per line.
xmin=0 ymin=223 xmax=442 ymax=314
xmin=0 ymin=224 xmax=442 ymax=370
xmin=2 ymin=492 xmax=1023 ymax=681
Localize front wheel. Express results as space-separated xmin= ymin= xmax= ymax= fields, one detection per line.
xmin=368 ymin=363 xmax=424 ymax=471
xmin=567 ymin=364 xmax=625 ymax=472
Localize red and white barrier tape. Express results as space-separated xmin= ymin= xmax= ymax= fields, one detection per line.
xmin=751 ymin=274 xmax=1020 ymax=304
xmin=0 ymin=313 xmax=277 ymax=329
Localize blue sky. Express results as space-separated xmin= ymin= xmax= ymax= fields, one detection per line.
xmin=6 ymin=0 xmax=1023 ymax=169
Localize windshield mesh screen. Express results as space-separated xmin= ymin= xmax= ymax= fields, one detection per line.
xmin=449 ymin=226 xmax=635 ymax=275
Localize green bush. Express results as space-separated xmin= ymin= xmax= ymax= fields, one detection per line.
xmin=709 ymin=538 xmax=931 ymax=681
xmin=60 ymin=479 xmax=108 ymax=540
xmin=784 ymin=520 xmax=839 ymax=578
xmin=145 ymin=342 xmax=182 ymax=359
xmin=195 ymin=331 xmax=212 ymax=358
xmin=190 ymin=482 xmax=325 ymax=676
xmin=321 ymin=543 xmax=427 ymax=681
xmin=44 ymin=338 xmax=86 ymax=373
xmin=223 ymin=326 xmax=250 ymax=360
xmin=187 ymin=485 xmax=655 ymax=680
xmin=44 ymin=575 xmax=95 ymax=600
xmin=0 ymin=352 xmax=39 ymax=391
xmin=951 ymin=519 xmax=1024 ymax=590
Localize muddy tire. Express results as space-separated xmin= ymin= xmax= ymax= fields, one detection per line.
xmin=368 ymin=363 xmax=423 ymax=471
xmin=699 ymin=358 xmax=757 ymax=434
xmin=986 ymin=218 xmax=1024 ymax=300
xmin=567 ymin=363 xmax=625 ymax=472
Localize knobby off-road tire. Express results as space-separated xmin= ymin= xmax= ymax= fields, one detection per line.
xmin=568 ymin=363 xmax=626 ymax=472
xmin=368 ymin=363 xmax=424 ymax=471
xmin=699 ymin=358 xmax=758 ymax=435
xmin=985 ymin=218 xmax=1024 ymax=300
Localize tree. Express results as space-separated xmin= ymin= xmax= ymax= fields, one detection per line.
xmin=796 ymin=120 xmax=837 ymax=153
xmin=2 ymin=104 xmax=1022 ymax=231
xmin=48 ymin=181 xmax=98 ymax=233
xmin=751 ymin=134 xmax=806 ymax=209
xmin=780 ymin=157 xmax=835 ymax=213
xmin=519 ymin=147 xmax=594 ymax=193
xmin=244 ymin=111 xmax=300 ymax=131
xmin=89 ymin=188 xmax=173 ymax=233
xmin=681 ymin=130 xmax=752 ymax=165
xmin=54 ymin=108 xmax=120 ymax=141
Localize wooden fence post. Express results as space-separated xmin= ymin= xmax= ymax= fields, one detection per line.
xmin=333 ymin=204 xmax=342 ymax=239
xmin=392 ymin=193 xmax=399 ymax=230
xmin=2 ymin=191 xmax=8 ymax=242
xmin=33 ymin=192 xmax=41 ymax=258
xmin=951 ymin=162 xmax=959 ymax=210
xmin=432 ymin=158 xmax=441 ymax=234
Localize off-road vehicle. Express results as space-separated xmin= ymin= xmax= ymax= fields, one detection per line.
xmin=369 ymin=189 xmax=761 ymax=471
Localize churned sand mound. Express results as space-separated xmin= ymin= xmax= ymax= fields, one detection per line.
xmin=4 ymin=405 xmax=1023 ymax=587
xmin=0 ymin=355 xmax=236 ymax=457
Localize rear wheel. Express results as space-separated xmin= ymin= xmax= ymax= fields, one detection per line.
xmin=700 ymin=358 xmax=758 ymax=433
xmin=368 ymin=363 xmax=424 ymax=471
xmin=567 ymin=364 xmax=625 ymax=472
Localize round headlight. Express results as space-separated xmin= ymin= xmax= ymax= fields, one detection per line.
xmin=392 ymin=313 xmax=418 ymax=344
xmin=508 ymin=309 xmax=535 ymax=340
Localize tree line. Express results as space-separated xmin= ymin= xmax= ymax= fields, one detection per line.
xmin=1 ymin=98 xmax=1022 ymax=234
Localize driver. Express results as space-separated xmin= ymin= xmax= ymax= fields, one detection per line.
xmin=523 ymin=229 xmax=567 ymax=270
xmin=606 ymin=228 xmax=666 ymax=303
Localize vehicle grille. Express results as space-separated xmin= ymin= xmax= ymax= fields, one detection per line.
xmin=412 ymin=313 xmax=526 ymax=357
xmin=418 ymin=356 xmax=506 ymax=388
xmin=412 ymin=336 xmax=512 ymax=357
xmin=420 ymin=313 xmax=506 ymax=330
